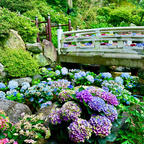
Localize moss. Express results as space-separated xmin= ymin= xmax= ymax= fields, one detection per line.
xmin=0 ymin=48 xmax=40 ymax=78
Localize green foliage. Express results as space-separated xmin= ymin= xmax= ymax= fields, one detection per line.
xmin=6 ymin=93 xmax=24 ymax=103
xmin=116 ymin=102 xmax=144 ymax=144
xmin=0 ymin=8 xmax=38 ymax=43
xmin=0 ymin=48 xmax=39 ymax=78
xmin=0 ymin=0 xmax=34 ymax=13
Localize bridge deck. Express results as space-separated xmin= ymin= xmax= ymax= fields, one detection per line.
xmin=57 ymin=26 xmax=144 ymax=68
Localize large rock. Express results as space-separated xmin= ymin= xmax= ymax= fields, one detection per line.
xmin=0 ymin=99 xmax=31 ymax=123
xmin=4 ymin=29 xmax=25 ymax=50
xmin=42 ymin=40 xmax=57 ymax=62
xmin=26 ymin=43 xmax=42 ymax=54
xmin=37 ymin=103 xmax=56 ymax=121
xmin=33 ymin=74 xmax=42 ymax=80
xmin=33 ymin=53 xmax=51 ymax=67
xmin=13 ymin=77 xmax=32 ymax=86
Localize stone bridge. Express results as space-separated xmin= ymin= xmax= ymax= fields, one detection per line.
xmin=57 ymin=26 xmax=144 ymax=69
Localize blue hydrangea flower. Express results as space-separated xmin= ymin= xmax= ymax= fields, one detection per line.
xmin=102 ymin=86 xmax=109 ymax=92
xmin=61 ymin=67 xmax=68 ymax=75
xmin=30 ymin=97 xmax=34 ymax=102
xmin=67 ymin=85 xmax=73 ymax=89
xmin=6 ymin=89 xmax=18 ymax=96
xmin=103 ymin=104 xmax=118 ymax=122
xmin=40 ymin=101 xmax=52 ymax=108
xmin=20 ymin=82 xmax=30 ymax=92
xmin=39 ymin=98 xmax=44 ymax=103
xmin=101 ymin=73 xmax=112 ymax=79
xmin=115 ymin=77 xmax=123 ymax=84
xmin=55 ymin=70 xmax=60 ymax=75
xmin=8 ymin=80 xmax=18 ymax=89
xmin=41 ymin=81 xmax=47 ymax=84
xmin=47 ymin=68 xmax=52 ymax=71
xmin=74 ymin=73 xmax=82 ymax=79
xmin=0 ymin=91 xmax=6 ymax=99
xmin=88 ymin=97 xmax=106 ymax=112
xmin=48 ymin=81 xmax=52 ymax=85
xmin=121 ymin=73 xmax=130 ymax=79
xmin=0 ymin=83 xmax=6 ymax=89
xmin=86 ymin=75 xmax=94 ymax=83
xmin=79 ymin=71 xmax=86 ymax=77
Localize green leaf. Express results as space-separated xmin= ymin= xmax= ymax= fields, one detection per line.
xmin=125 ymin=118 xmax=131 ymax=123
xmin=78 ymin=86 xmax=85 ymax=92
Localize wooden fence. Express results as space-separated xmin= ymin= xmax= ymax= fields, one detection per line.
xmin=35 ymin=15 xmax=71 ymax=42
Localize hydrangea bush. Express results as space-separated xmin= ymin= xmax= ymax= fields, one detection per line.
xmin=48 ymin=86 xmax=119 ymax=143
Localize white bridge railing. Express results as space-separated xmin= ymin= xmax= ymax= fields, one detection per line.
xmin=57 ymin=26 xmax=144 ymax=59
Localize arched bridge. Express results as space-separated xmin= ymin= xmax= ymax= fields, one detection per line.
xmin=57 ymin=26 xmax=144 ymax=69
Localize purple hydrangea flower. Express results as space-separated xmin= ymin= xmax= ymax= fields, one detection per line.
xmin=86 ymin=75 xmax=94 ymax=83
xmin=88 ymin=97 xmax=106 ymax=112
xmin=89 ymin=115 xmax=112 ymax=137
xmin=87 ymin=87 xmax=119 ymax=106
xmin=58 ymin=90 xmax=74 ymax=102
xmin=68 ymin=118 xmax=92 ymax=143
xmin=76 ymin=90 xmax=93 ymax=103
xmin=61 ymin=101 xmax=81 ymax=121
xmin=103 ymin=104 xmax=118 ymax=122
xmin=99 ymin=91 xmax=119 ymax=106
xmin=49 ymin=107 xmax=62 ymax=125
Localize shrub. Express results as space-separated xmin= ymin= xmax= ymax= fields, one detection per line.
xmin=0 ymin=48 xmax=39 ymax=77
xmin=0 ymin=8 xmax=38 ymax=43
xmin=0 ymin=0 xmax=34 ymax=13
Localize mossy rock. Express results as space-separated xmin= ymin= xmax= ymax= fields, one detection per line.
xmin=4 ymin=29 xmax=25 ymax=50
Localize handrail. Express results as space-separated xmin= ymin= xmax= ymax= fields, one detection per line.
xmin=63 ymin=26 xmax=144 ymax=34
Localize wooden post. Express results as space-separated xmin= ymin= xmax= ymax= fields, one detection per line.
xmin=68 ymin=19 xmax=71 ymax=31
xmin=57 ymin=24 xmax=63 ymax=54
xmin=35 ymin=16 xmax=40 ymax=42
xmin=47 ymin=14 xmax=52 ymax=42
